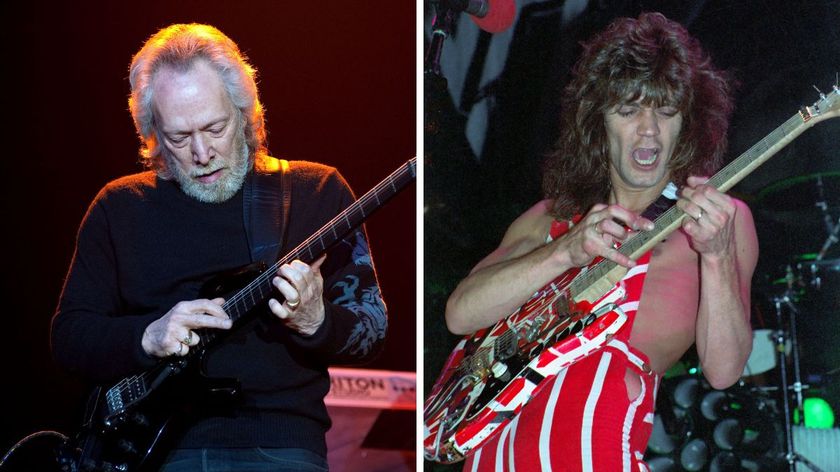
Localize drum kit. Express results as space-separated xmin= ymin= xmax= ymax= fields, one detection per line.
xmin=646 ymin=172 xmax=840 ymax=472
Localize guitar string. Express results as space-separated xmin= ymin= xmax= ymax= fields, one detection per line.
xmin=219 ymin=159 xmax=416 ymax=322
xmin=457 ymin=285 xmax=569 ymax=378
xmin=190 ymin=160 xmax=414 ymax=347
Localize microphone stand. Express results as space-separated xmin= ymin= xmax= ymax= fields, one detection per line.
xmin=425 ymin=1 xmax=458 ymax=78
xmin=424 ymin=1 xmax=459 ymax=162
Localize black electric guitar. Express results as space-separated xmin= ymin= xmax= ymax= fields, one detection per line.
xmin=53 ymin=158 xmax=416 ymax=472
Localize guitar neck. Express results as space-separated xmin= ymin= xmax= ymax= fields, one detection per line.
xmin=571 ymin=92 xmax=838 ymax=303
xmin=213 ymin=158 xmax=416 ymax=332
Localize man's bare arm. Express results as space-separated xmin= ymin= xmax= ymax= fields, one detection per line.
xmin=680 ymin=178 xmax=758 ymax=389
xmin=446 ymin=199 xmax=653 ymax=335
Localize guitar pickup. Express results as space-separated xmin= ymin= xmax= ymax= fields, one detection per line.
xmin=494 ymin=331 xmax=518 ymax=360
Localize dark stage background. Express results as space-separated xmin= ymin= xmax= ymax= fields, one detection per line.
xmin=424 ymin=0 xmax=840 ymax=469
xmin=1 ymin=0 xmax=416 ymax=466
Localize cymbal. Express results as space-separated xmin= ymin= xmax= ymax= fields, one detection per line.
xmin=755 ymin=172 xmax=840 ymax=223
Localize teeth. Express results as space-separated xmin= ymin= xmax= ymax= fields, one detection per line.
xmin=634 ymin=149 xmax=658 ymax=165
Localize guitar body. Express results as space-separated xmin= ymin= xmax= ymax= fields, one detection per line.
xmin=423 ymin=267 xmax=629 ymax=463
xmin=57 ymin=265 xmax=262 ymax=472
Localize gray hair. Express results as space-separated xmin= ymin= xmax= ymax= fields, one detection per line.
xmin=128 ymin=23 xmax=268 ymax=176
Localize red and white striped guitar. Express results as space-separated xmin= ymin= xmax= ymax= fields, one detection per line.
xmin=424 ymin=87 xmax=840 ymax=463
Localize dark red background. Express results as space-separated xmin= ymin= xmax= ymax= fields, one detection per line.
xmin=1 ymin=1 xmax=416 ymax=454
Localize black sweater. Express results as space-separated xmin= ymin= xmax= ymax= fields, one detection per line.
xmin=51 ymin=160 xmax=387 ymax=456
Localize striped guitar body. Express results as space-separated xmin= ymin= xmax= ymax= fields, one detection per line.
xmin=423 ymin=263 xmax=630 ymax=463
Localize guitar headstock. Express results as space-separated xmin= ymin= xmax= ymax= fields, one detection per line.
xmin=801 ymin=85 xmax=840 ymax=124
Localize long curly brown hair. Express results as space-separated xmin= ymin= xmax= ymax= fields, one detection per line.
xmin=543 ymin=12 xmax=734 ymax=218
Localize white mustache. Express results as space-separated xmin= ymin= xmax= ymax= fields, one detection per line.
xmin=190 ymin=167 xmax=223 ymax=178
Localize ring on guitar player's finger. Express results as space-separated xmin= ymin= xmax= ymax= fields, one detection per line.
xmin=181 ymin=331 xmax=193 ymax=346
xmin=177 ymin=342 xmax=184 ymax=356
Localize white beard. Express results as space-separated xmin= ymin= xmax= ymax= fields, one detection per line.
xmin=164 ymin=127 xmax=251 ymax=203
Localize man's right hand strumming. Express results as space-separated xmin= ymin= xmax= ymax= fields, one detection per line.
xmin=141 ymin=297 xmax=232 ymax=358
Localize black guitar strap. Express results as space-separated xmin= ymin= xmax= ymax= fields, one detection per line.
xmin=641 ymin=181 xmax=678 ymax=221
xmin=243 ymin=157 xmax=292 ymax=266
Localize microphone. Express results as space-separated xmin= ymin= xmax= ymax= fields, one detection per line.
xmin=446 ymin=0 xmax=516 ymax=33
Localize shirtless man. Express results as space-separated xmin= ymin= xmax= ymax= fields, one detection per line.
xmin=444 ymin=12 xmax=758 ymax=470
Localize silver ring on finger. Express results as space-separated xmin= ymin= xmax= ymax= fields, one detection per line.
xmin=181 ymin=331 xmax=193 ymax=346
xmin=177 ymin=342 xmax=184 ymax=356
xmin=696 ymin=208 xmax=704 ymax=220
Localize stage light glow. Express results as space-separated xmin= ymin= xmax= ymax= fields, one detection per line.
xmin=803 ymin=397 xmax=835 ymax=428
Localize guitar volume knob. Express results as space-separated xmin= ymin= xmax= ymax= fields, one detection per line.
xmin=491 ymin=362 xmax=509 ymax=380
